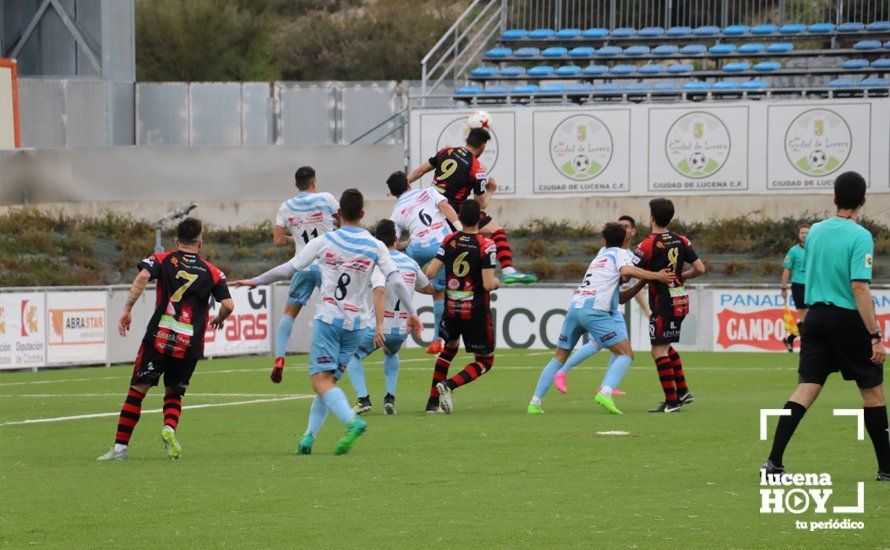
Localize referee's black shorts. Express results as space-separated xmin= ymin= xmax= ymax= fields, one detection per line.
xmin=790 ymin=283 xmax=806 ymax=310
xmin=798 ymin=303 xmax=883 ymax=389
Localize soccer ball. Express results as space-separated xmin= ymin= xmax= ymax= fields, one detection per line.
xmin=572 ymin=154 xmax=591 ymax=173
xmin=809 ymin=149 xmax=827 ymax=168
xmin=689 ymin=152 xmax=707 ymax=170
xmin=467 ymin=110 xmax=491 ymax=130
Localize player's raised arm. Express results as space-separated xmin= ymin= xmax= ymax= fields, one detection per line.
xmin=407 ymin=161 xmax=434 ymax=184
xmin=233 ymin=237 xmax=323 ymax=287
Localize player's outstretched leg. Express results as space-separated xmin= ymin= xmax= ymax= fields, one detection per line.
xmin=555 ymin=341 xmax=601 ymax=394
xmin=98 ymin=387 xmax=146 ymax=461
xmin=438 ymin=355 xmax=494 ymax=414
xmin=298 ymin=396 xmax=329 ymax=455
xmin=668 ymin=347 xmax=693 ymax=405
xmin=383 ymin=352 xmax=399 ymax=415
xmin=347 ymin=356 xmax=372 ymax=414
xmin=528 ymin=358 xmax=564 ymax=414
xmin=489 ymin=228 xmax=537 ymax=285
xmin=161 ymin=390 xmax=183 ymax=460
xmin=427 ymin=347 xmax=457 ymax=412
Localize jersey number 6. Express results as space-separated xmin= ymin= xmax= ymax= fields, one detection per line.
xmin=453 ymin=251 xmax=471 ymax=278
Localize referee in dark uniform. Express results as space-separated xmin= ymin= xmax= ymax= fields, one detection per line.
xmin=763 ymin=172 xmax=888 ymax=481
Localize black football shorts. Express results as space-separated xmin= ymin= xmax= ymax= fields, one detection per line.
xmin=131 ymin=344 xmax=198 ymax=394
xmin=798 ymin=304 xmax=883 ymax=389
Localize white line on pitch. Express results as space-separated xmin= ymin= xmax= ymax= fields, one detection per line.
xmin=0 ymin=395 xmax=313 ymax=426
xmin=0 ymin=393 xmax=306 ymax=398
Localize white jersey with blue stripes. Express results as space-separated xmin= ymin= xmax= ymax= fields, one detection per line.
xmin=383 ymin=250 xmax=430 ymax=335
xmin=275 ymin=191 xmax=339 ymax=255
xmin=390 ymin=188 xmax=451 ymax=248
xmin=570 ymin=247 xmax=635 ymax=313
xmin=287 ymin=225 xmax=397 ymax=331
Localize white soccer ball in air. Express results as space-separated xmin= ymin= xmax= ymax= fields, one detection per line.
xmin=467 ymin=110 xmax=492 ymax=130
xmin=689 ymin=152 xmax=707 ymax=170
xmin=573 ymin=154 xmax=591 ymax=173
xmin=809 ymin=149 xmax=827 ymax=168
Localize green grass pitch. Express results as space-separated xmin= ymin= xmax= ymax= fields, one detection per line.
xmin=1 ymin=349 xmax=887 ymax=547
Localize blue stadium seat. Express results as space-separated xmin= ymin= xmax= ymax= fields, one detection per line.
xmin=842 ymin=59 xmax=869 ymax=69
xmin=866 ymin=21 xmax=890 ymax=32
xmin=594 ymin=83 xmax=622 ymax=93
xmin=713 ymin=80 xmax=739 ymax=91
xmin=610 ymin=64 xmax=637 ymax=75
xmin=582 ymin=28 xmax=609 ymax=38
xmin=653 ymin=44 xmax=679 ymax=55
xmin=611 ymin=27 xmax=636 ymax=37
xmin=512 ymin=84 xmax=540 ymax=94
xmin=668 ymin=63 xmax=694 ymax=74
xmin=766 ymin=42 xmax=794 ymax=53
xmin=483 ymin=85 xmax=510 ymax=95
xmin=753 ymin=61 xmax=781 ymax=72
xmin=499 ymin=66 xmax=526 ymax=77
xmin=596 ymin=46 xmax=622 ymax=56
xmin=485 ymin=47 xmax=511 ymax=58
xmin=528 ymin=65 xmax=555 ymax=77
xmin=837 ymin=22 xmax=865 ymax=32
xmin=723 ymin=61 xmax=750 ymax=72
xmin=854 ymin=40 xmax=882 ymax=50
xmin=582 ymin=64 xmax=609 ymax=76
xmin=555 ymin=65 xmax=582 ymax=76
xmin=528 ymin=29 xmax=555 ymax=39
xmin=568 ymin=83 xmax=595 ymax=93
xmin=694 ymin=25 xmax=720 ymax=36
xmin=501 ymin=29 xmax=527 ymax=40
xmin=738 ymin=43 xmax=766 ymax=54
xmin=872 ymin=58 xmax=890 ymax=68
xmin=625 ymin=82 xmax=651 ymax=92
xmin=543 ymin=47 xmax=568 ymax=58
xmin=679 ymin=44 xmax=707 ymax=55
xmin=639 ymin=63 xmax=666 ymax=75
xmin=456 ymin=85 xmax=483 ymax=96
xmin=556 ymin=28 xmax=582 ymax=39
xmin=569 ymin=46 xmax=596 ymax=58
xmin=828 ymin=78 xmax=857 ymax=88
xmin=653 ymin=81 xmax=680 ymax=91
xmin=540 ymin=84 xmax=567 ymax=93
xmin=666 ymin=26 xmax=692 ymax=36
xmin=752 ymin=24 xmax=778 ymax=35
xmin=723 ymin=25 xmax=749 ymax=36
xmin=807 ymin=23 xmax=836 ymax=33
xmin=861 ymin=77 xmax=889 ymax=87
xmin=779 ymin=24 xmax=806 ymax=34
xmin=624 ymin=45 xmax=650 ymax=56
xmin=514 ymin=47 xmax=541 ymax=57
xmin=639 ymin=26 xmax=665 ymax=37
xmin=471 ymin=66 xmax=498 ymax=78
xmin=683 ymin=81 xmax=710 ymax=91
xmin=709 ymin=43 xmax=737 ymax=54
xmin=741 ymin=79 xmax=769 ymax=90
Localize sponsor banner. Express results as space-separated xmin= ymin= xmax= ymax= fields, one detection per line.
xmin=0 ymin=293 xmax=46 ymax=369
xmin=532 ymin=109 xmax=631 ymax=194
xmin=46 ymin=291 xmax=107 ymax=364
xmin=648 ymin=106 xmax=749 ymax=193
xmin=417 ymin=110 xmax=516 ymax=194
xmin=712 ymin=289 xmax=890 ymax=352
xmin=767 ymin=103 xmax=870 ymax=190
xmin=204 ymin=286 xmax=270 ymax=356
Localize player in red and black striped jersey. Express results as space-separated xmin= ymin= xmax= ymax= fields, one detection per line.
xmin=98 ymin=218 xmax=234 ymax=462
xmin=422 ymin=200 xmax=500 ymax=413
xmin=407 ymin=127 xmax=536 ymax=286
xmin=625 ymin=199 xmax=706 ymax=413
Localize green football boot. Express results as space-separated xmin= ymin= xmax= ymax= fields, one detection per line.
xmin=297 ymin=433 xmax=315 ymax=455
xmin=502 ymin=271 xmax=538 ymax=285
xmin=161 ymin=426 xmax=182 ymax=460
xmin=527 ymin=403 xmax=544 ymax=414
xmin=334 ymin=418 xmax=367 ymax=455
xmin=594 ymin=393 xmax=623 ymax=415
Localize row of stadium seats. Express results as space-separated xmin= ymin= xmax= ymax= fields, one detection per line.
xmin=483 ymin=41 xmax=890 ymax=62
xmin=499 ymin=21 xmax=890 ymax=42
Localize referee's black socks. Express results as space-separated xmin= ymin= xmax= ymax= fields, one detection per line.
xmin=768 ymin=401 xmax=808 ymax=468
xmin=864 ymin=406 xmax=890 ymax=473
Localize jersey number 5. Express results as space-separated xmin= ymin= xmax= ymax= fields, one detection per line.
xmin=170 ymin=270 xmax=199 ymax=303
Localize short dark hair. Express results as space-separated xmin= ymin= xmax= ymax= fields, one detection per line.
xmin=602 ymin=222 xmax=627 ymax=248
xmin=294 ymin=166 xmax=316 ymax=191
xmin=649 ymin=198 xmax=675 ymax=227
xmin=386 ymin=171 xmax=409 ymax=197
xmin=797 ymin=223 xmax=810 ymax=233
xmin=458 ymin=199 xmax=482 ymax=227
xmin=339 ymin=188 xmax=364 ymax=222
xmin=177 ymin=217 xmax=202 ymax=244
xmin=618 ymin=215 xmax=636 ymax=228
xmin=466 ymin=128 xmax=491 ymax=149
xmin=375 ymin=219 xmax=397 ymax=247
xmin=834 ymin=171 xmax=866 ymax=210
